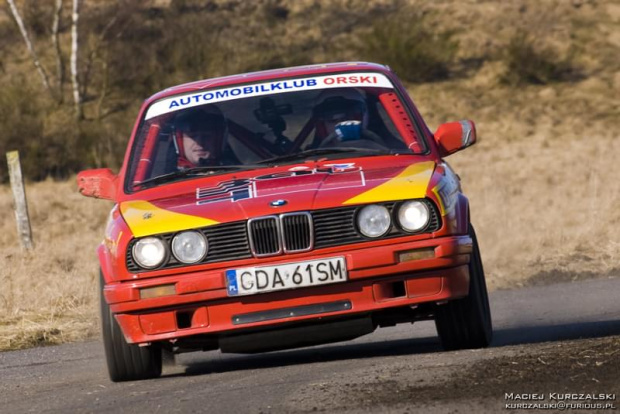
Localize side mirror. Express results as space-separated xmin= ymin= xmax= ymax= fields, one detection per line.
xmin=434 ymin=120 xmax=477 ymax=157
xmin=77 ymin=168 xmax=118 ymax=200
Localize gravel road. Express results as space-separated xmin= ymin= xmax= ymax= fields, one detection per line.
xmin=1 ymin=277 xmax=619 ymax=413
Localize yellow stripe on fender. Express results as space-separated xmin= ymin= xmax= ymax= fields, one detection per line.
xmin=120 ymin=200 xmax=219 ymax=237
xmin=343 ymin=161 xmax=435 ymax=205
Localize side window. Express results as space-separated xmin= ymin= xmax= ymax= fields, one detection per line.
xmin=376 ymin=102 xmax=401 ymax=141
xmin=369 ymin=98 xmax=408 ymax=150
xmin=149 ymin=133 xmax=176 ymax=177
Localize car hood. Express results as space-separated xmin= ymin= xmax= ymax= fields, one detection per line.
xmin=120 ymin=158 xmax=436 ymax=237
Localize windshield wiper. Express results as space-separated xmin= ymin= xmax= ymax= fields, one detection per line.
xmin=257 ymin=147 xmax=392 ymax=165
xmin=133 ymin=165 xmax=260 ymax=188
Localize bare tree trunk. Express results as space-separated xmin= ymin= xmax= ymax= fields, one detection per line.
xmin=71 ymin=0 xmax=83 ymax=120
xmin=96 ymin=51 xmax=109 ymax=121
xmin=5 ymin=0 xmax=54 ymax=96
xmin=52 ymin=0 xmax=65 ymax=102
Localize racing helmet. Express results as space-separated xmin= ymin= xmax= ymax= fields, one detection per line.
xmin=312 ymin=88 xmax=368 ymax=140
xmin=173 ymin=105 xmax=227 ymax=168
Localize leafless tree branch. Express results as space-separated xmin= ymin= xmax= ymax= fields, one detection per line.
xmin=52 ymin=0 xmax=65 ymax=102
xmin=70 ymin=0 xmax=82 ymax=119
xmin=82 ymin=14 xmax=118 ymax=99
xmin=5 ymin=0 xmax=54 ymax=96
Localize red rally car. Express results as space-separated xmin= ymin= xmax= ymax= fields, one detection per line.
xmin=78 ymin=62 xmax=492 ymax=382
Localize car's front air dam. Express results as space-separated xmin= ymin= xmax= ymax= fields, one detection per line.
xmin=219 ymin=316 xmax=376 ymax=353
xmin=113 ymin=264 xmax=470 ymax=344
xmin=106 ymin=234 xmax=473 ymax=310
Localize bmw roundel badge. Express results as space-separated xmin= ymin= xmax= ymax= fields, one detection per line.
xmin=270 ymin=199 xmax=287 ymax=207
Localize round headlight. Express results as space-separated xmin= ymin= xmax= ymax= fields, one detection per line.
xmin=171 ymin=231 xmax=207 ymax=264
xmin=132 ymin=237 xmax=167 ymax=269
xmin=398 ymin=200 xmax=430 ymax=232
xmin=357 ymin=204 xmax=391 ymax=238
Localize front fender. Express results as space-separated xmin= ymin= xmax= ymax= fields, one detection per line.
xmin=454 ymin=193 xmax=470 ymax=235
xmin=98 ymin=204 xmax=133 ymax=284
xmin=428 ymin=162 xmax=469 ymax=236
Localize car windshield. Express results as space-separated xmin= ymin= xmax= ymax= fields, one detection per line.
xmin=126 ymin=72 xmax=427 ymax=191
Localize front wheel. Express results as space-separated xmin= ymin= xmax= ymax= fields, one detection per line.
xmin=100 ymin=272 xmax=162 ymax=382
xmin=434 ymin=225 xmax=493 ymax=350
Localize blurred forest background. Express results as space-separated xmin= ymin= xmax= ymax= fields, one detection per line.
xmin=0 ymin=0 xmax=617 ymax=181
xmin=0 ymin=0 xmax=619 ymax=349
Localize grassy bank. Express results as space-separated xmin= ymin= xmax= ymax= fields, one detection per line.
xmin=0 ymin=0 xmax=618 ymax=350
xmin=0 ymin=180 xmax=109 ymax=349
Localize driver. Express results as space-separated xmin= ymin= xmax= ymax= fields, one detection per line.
xmin=312 ymin=88 xmax=387 ymax=149
xmin=312 ymin=88 xmax=369 ymax=143
xmin=173 ymin=106 xmax=227 ymax=168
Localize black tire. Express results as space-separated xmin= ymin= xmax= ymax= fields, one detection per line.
xmin=100 ymin=272 xmax=162 ymax=382
xmin=434 ymin=225 xmax=493 ymax=350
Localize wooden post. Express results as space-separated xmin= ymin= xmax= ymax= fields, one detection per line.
xmin=6 ymin=151 xmax=34 ymax=250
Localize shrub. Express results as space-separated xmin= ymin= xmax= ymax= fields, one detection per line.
xmin=21 ymin=0 xmax=54 ymax=38
xmin=0 ymin=79 xmax=120 ymax=181
xmin=357 ymin=13 xmax=458 ymax=83
xmin=501 ymin=32 xmax=576 ymax=85
xmin=0 ymin=80 xmax=45 ymax=182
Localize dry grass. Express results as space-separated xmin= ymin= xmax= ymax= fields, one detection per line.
xmin=0 ymin=180 xmax=110 ymax=350
xmin=413 ymin=75 xmax=620 ymax=290
xmin=1 ymin=0 xmax=619 ymax=351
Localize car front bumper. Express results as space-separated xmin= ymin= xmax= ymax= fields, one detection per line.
xmin=106 ymin=234 xmax=472 ymax=344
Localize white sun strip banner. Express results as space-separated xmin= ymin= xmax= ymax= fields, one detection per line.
xmin=145 ymin=72 xmax=394 ymax=120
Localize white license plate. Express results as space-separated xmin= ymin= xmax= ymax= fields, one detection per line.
xmin=226 ymin=257 xmax=347 ymax=297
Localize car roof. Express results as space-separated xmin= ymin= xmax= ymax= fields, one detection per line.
xmin=145 ymin=62 xmax=391 ymax=105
